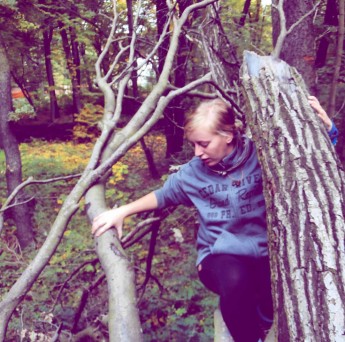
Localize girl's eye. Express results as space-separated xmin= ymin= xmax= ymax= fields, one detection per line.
xmin=199 ymin=142 xmax=209 ymax=148
xmin=188 ymin=141 xmax=209 ymax=148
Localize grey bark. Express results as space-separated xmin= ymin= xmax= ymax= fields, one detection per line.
xmin=272 ymin=0 xmax=317 ymax=93
xmin=0 ymin=39 xmax=35 ymax=249
xmin=241 ymin=50 xmax=345 ymax=341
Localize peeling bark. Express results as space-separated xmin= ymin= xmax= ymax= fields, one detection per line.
xmin=241 ymin=50 xmax=345 ymax=341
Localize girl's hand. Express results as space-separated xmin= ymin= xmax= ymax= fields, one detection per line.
xmin=92 ymin=207 xmax=126 ymax=238
xmin=308 ymin=96 xmax=332 ymax=131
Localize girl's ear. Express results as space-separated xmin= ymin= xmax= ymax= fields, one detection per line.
xmin=226 ymin=133 xmax=234 ymax=144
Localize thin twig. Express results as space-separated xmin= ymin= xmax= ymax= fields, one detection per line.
xmin=49 ymin=258 xmax=99 ymax=312
xmin=0 ymin=174 xmax=81 ymax=235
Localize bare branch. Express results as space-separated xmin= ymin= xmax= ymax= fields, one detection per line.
xmin=121 ymin=217 xmax=161 ymax=246
xmin=135 ymin=14 xmax=173 ymax=72
xmin=106 ymin=43 xmax=130 ymax=82
xmin=1 ymin=196 xmax=35 ymax=212
xmin=0 ymin=174 xmax=81 ymax=235
xmin=272 ymin=0 xmax=321 ymax=58
xmin=95 ymin=0 xmax=119 ymax=79
xmin=180 ymin=0 xmax=217 ymax=22
xmin=165 ymin=72 xmax=213 ymax=99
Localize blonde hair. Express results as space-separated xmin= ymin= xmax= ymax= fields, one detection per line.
xmin=184 ymin=99 xmax=236 ymax=139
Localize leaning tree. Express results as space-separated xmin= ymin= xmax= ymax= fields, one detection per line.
xmin=0 ymin=0 xmax=344 ymax=341
xmin=201 ymin=1 xmax=345 ymax=340
xmin=0 ymin=0 xmax=216 ymax=340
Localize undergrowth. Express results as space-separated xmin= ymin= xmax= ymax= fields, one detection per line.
xmin=0 ymin=134 xmax=218 ymax=341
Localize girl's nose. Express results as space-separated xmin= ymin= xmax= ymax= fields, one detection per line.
xmin=195 ymin=144 xmax=203 ymax=157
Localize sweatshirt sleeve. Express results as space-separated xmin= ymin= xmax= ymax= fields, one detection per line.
xmin=328 ymin=121 xmax=339 ymax=146
xmin=154 ymin=169 xmax=193 ymax=209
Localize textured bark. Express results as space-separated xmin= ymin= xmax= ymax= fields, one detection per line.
xmin=0 ymin=39 xmax=34 ymax=249
xmin=95 ymin=227 xmax=143 ymax=341
xmin=241 ymin=50 xmax=345 ymax=341
xmin=199 ymin=4 xmax=243 ymax=119
xmin=272 ymin=0 xmax=317 ymax=93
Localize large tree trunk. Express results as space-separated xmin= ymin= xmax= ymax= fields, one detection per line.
xmin=0 ymin=39 xmax=34 ymax=250
xmin=272 ymin=0 xmax=317 ymax=93
xmin=241 ymin=50 xmax=345 ymax=341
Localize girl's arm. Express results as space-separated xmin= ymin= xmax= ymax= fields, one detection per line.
xmin=91 ymin=192 xmax=158 ymax=238
xmin=308 ymin=96 xmax=338 ymax=145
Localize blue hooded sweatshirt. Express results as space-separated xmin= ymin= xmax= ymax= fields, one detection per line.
xmin=154 ymin=134 xmax=268 ymax=266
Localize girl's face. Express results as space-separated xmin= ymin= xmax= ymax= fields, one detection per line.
xmin=187 ymin=125 xmax=234 ymax=166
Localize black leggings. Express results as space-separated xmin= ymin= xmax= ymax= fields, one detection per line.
xmin=198 ymin=254 xmax=273 ymax=342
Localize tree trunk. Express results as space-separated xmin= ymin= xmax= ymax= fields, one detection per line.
xmin=165 ymin=0 xmax=193 ymax=158
xmin=314 ymin=0 xmax=339 ymax=68
xmin=200 ymin=4 xmax=242 ymax=119
xmin=155 ymin=0 xmax=170 ymax=76
xmin=239 ymin=0 xmax=251 ymax=27
xmin=272 ymin=0 xmax=317 ymax=93
xmin=79 ymin=42 xmax=94 ymax=92
xmin=327 ymin=0 xmax=344 ymax=117
xmin=59 ymin=21 xmax=81 ymax=115
xmin=43 ymin=26 xmax=60 ymax=120
xmin=10 ymin=72 xmax=36 ymax=110
xmin=0 ymin=39 xmax=34 ymax=250
xmin=241 ymin=50 xmax=345 ymax=341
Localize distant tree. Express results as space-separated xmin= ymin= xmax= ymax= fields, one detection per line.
xmin=164 ymin=0 xmax=194 ymax=158
xmin=314 ymin=0 xmax=339 ymax=69
xmin=0 ymin=38 xmax=34 ymax=249
xmin=42 ymin=23 xmax=60 ymax=120
xmin=58 ymin=16 xmax=82 ymax=115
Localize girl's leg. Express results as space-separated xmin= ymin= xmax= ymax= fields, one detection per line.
xmin=198 ymin=254 xmax=261 ymax=342
xmin=256 ymin=257 xmax=273 ymax=336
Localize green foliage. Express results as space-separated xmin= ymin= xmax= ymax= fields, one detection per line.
xmin=72 ymin=104 xmax=103 ymax=142
xmin=20 ymin=141 xmax=89 ymax=177
xmin=8 ymin=98 xmax=36 ymax=121
xmin=0 ymin=0 xmax=17 ymax=9
xmin=220 ymin=0 xmax=273 ymax=55
xmin=0 ymin=135 xmax=220 ymax=340
xmin=135 ymin=206 xmax=218 ymax=341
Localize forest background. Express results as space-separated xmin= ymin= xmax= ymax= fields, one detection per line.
xmin=0 ymin=0 xmax=344 ymax=340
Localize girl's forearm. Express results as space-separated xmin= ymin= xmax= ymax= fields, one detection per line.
xmin=121 ymin=192 xmax=158 ymax=218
